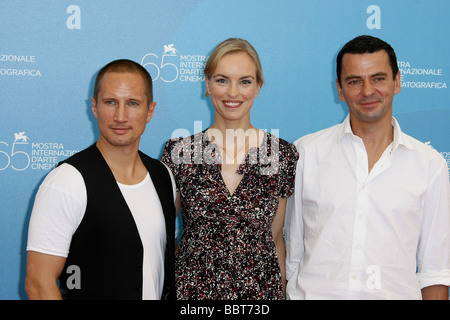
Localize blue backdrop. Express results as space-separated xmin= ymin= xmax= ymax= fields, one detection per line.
xmin=1 ymin=1 xmax=449 ymax=299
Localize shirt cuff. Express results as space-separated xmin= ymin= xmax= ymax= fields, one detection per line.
xmin=26 ymin=246 xmax=69 ymax=258
xmin=417 ymin=269 xmax=450 ymax=288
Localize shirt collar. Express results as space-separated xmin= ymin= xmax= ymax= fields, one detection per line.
xmin=340 ymin=114 xmax=415 ymax=151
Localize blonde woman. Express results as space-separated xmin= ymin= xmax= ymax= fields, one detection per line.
xmin=161 ymin=38 xmax=298 ymax=300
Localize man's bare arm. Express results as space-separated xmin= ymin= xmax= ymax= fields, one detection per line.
xmin=25 ymin=251 xmax=66 ymax=300
xmin=421 ymin=285 xmax=449 ymax=300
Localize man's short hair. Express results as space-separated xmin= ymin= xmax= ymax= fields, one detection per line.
xmin=336 ymin=35 xmax=399 ymax=85
xmin=93 ymin=59 xmax=153 ymax=104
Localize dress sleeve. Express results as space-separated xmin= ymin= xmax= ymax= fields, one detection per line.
xmin=160 ymin=138 xmax=182 ymax=192
xmin=277 ymin=140 xmax=299 ymax=198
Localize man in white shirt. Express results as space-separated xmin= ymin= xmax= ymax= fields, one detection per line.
xmin=25 ymin=59 xmax=176 ymax=300
xmin=285 ymin=35 xmax=450 ymax=299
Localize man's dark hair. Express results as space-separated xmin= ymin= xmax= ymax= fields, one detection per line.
xmin=93 ymin=59 xmax=153 ymax=105
xmin=336 ymin=35 xmax=399 ymax=85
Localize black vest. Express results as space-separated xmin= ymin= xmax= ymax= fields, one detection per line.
xmin=58 ymin=144 xmax=175 ymax=300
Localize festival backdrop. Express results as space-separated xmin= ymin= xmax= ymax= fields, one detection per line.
xmin=1 ymin=0 xmax=449 ymax=300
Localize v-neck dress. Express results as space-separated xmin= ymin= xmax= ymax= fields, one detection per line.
xmin=161 ymin=130 xmax=298 ymax=300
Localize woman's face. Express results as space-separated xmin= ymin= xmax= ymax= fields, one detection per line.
xmin=205 ymin=52 xmax=261 ymax=125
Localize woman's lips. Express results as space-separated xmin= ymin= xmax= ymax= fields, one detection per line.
xmin=222 ymin=101 xmax=242 ymax=108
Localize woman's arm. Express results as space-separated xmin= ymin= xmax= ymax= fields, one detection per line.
xmin=272 ymin=197 xmax=288 ymax=298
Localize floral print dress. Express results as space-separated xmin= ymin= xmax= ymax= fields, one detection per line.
xmin=161 ymin=130 xmax=298 ymax=300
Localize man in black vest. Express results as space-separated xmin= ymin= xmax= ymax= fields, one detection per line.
xmin=25 ymin=59 xmax=175 ymax=300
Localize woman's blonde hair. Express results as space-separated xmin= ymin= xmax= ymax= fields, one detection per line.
xmin=204 ymin=38 xmax=264 ymax=96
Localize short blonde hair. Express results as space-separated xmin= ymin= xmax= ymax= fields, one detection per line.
xmin=94 ymin=59 xmax=153 ymax=104
xmin=204 ymin=38 xmax=264 ymax=96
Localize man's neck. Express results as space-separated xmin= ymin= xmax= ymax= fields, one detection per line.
xmin=95 ymin=140 xmax=146 ymax=185
xmin=350 ymin=116 xmax=394 ymax=172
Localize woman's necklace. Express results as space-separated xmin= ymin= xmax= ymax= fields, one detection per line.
xmin=222 ymin=135 xmax=249 ymax=164
xmin=210 ymin=132 xmax=250 ymax=165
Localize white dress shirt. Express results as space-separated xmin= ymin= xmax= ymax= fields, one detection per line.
xmin=285 ymin=115 xmax=450 ymax=299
